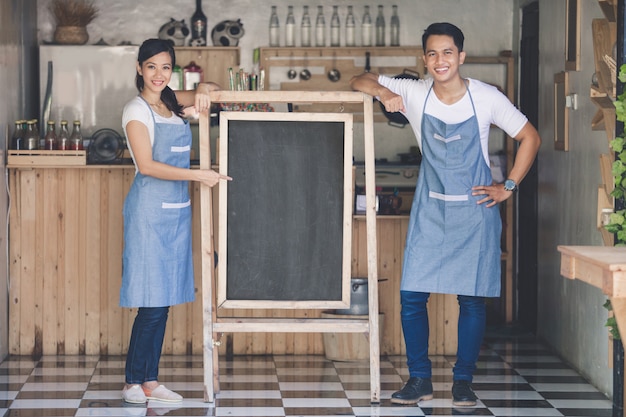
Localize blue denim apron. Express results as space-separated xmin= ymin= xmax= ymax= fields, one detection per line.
xmin=401 ymin=83 xmax=501 ymax=297
xmin=120 ymin=98 xmax=195 ymax=307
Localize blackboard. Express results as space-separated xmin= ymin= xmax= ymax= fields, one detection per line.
xmin=218 ymin=112 xmax=353 ymax=306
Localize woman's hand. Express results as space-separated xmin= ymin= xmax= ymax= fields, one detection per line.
xmin=194 ymin=82 xmax=221 ymax=113
xmin=194 ymin=169 xmax=232 ymax=187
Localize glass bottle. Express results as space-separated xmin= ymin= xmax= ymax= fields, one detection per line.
xmin=57 ymin=120 xmax=70 ymax=150
xmin=269 ymin=5 xmax=280 ymax=47
xmin=301 ymin=5 xmax=311 ymax=47
xmin=69 ymin=120 xmax=83 ymax=150
xmin=315 ymin=5 xmax=325 ymax=47
xmin=11 ymin=120 xmax=24 ymax=150
xmin=375 ymin=5 xmax=385 ymax=46
xmin=330 ymin=5 xmax=340 ymax=47
xmin=31 ymin=120 xmax=41 ymax=149
xmin=285 ymin=5 xmax=295 ymax=47
xmin=24 ymin=120 xmax=39 ymax=150
xmin=44 ymin=120 xmax=57 ymax=150
xmin=190 ymin=0 xmax=207 ymax=46
xmin=390 ymin=5 xmax=400 ymax=46
xmin=168 ymin=64 xmax=183 ymax=90
xmin=345 ymin=5 xmax=355 ymax=47
xmin=183 ymin=61 xmax=203 ymax=90
xmin=361 ymin=5 xmax=372 ymax=47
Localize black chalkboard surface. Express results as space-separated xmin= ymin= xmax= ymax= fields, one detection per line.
xmin=223 ymin=115 xmax=350 ymax=303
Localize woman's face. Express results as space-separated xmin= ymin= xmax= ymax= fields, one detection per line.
xmin=137 ymin=51 xmax=172 ymax=94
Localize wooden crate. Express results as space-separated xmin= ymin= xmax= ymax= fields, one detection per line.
xmin=8 ymin=150 xmax=87 ymax=166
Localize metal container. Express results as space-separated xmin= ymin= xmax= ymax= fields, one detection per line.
xmin=335 ymin=278 xmax=370 ymax=315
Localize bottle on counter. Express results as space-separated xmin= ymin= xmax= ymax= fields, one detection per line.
xmin=330 ymin=5 xmax=340 ymax=47
xmin=345 ymin=5 xmax=355 ymax=47
xmin=44 ymin=120 xmax=57 ymax=150
xmin=24 ymin=120 xmax=39 ymax=150
xmin=300 ymin=5 xmax=311 ymax=47
xmin=183 ymin=61 xmax=203 ymax=90
xmin=375 ymin=5 xmax=385 ymax=46
xmin=285 ymin=5 xmax=295 ymax=47
xmin=361 ymin=5 xmax=372 ymax=47
xmin=57 ymin=120 xmax=70 ymax=150
xmin=269 ymin=5 xmax=280 ymax=47
xmin=11 ymin=120 xmax=25 ymax=150
xmin=168 ymin=64 xmax=183 ymax=90
xmin=315 ymin=5 xmax=325 ymax=47
xmin=190 ymin=0 xmax=207 ymax=46
xmin=69 ymin=120 xmax=83 ymax=150
xmin=390 ymin=5 xmax=400 ymax=46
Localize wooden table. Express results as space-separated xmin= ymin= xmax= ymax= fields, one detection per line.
xmin=558 ymin=245 xmax=626 ymax=331
xmin=558 ymin=245 xmax=626 ymax=416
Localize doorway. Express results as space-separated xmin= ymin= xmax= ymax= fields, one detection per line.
xmin=517 ymin=1 xmax=540 ymax=334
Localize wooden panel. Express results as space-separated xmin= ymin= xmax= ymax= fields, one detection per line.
xmin=8 ymin=167 xmax=457 ymax=356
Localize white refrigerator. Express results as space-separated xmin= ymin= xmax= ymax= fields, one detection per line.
xmin=39 ymin=45 xmax=139 ymax=139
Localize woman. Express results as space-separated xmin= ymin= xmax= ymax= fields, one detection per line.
xmin=120 ymin=38 xmax=231 ymax=404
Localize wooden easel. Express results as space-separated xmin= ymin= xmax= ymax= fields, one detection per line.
xmin=199 ymin=90 xmax=379 ymax=402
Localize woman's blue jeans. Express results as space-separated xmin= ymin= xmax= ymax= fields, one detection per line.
xmin=125 ymin=306 xmax=169 ymax=384
xmin=400 ymin=291 xmax=486 ymax=382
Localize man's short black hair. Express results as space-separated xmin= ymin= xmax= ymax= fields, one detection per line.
xmin=422 ymin=22 xmax=465 ymax=52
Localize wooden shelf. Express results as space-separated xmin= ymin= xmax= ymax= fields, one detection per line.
xmin=174 ymin=46 xmax=240 ymax=93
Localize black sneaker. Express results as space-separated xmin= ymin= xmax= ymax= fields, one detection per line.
xmin=452 ymin=380 xmax=477 ymax=407
xmin=390 ymin=377 xmax=433 ymax=404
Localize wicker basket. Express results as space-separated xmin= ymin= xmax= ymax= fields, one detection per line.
xmin=54 ymin=26 xmax=89 ymax=45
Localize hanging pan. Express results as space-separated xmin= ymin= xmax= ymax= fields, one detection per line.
xmin=378 ymin=69 xmax=420 ymax=128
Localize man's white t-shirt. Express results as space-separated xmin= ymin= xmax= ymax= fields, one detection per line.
xmin=378 ymin=75 xmax=528 ymax=165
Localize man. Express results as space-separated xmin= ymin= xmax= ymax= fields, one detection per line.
xmin=350 ymin=22 xmax=541 ymax=407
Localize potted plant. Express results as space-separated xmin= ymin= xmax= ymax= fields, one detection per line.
xmin=50 ymin=0 xmax=99 ymax=45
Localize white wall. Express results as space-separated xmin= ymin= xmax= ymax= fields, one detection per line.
xmin=535 ymin=0 xmax=612 ymax=396
xmin=37 ymin=0 xmax=516 ymax=162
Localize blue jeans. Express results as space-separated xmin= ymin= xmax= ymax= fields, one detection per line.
xmin=125 ymin=306 xmax=169 ymax=384
xmin=400 ymin=291 xmax=486 ymax=382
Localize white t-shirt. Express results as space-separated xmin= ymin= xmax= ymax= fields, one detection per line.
xmin=378 ymin=75 xmax=528 ymax=165
xmin=122 ymin=96 xmax=184 ymax=166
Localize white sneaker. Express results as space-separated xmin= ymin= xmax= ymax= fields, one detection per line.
xmin=122 ymin=384 xmax=147 ymax=404
xmin=143 ymin=384 xmax=183 ymax=402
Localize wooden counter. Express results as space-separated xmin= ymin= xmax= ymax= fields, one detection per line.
xmin=558 ymin=245 xmax=626 ymax=333
xmin=8 ymin=166 xmax=458 ymax=356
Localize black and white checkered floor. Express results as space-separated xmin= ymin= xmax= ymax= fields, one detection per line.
xmin=0 ymin=331 xmax=614 ymax=417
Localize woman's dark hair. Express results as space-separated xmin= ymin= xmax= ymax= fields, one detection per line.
xmin=136 ymin=38 xmax=184 ymax=117
xmin=422 ymin=22 xmax=465 ymax=52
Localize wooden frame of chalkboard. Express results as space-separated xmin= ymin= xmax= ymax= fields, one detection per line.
xmin=217 ymin=111 xmax=354 ymax=309
xmin=198 ymin=90 xmax=379 ymax=403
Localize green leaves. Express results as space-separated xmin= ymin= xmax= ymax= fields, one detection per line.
xmin=604 ymin=299 xmax=621 ymax=340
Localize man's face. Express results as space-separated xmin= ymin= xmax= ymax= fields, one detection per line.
xmin=422 ymin=34 xmax=466 ymax=84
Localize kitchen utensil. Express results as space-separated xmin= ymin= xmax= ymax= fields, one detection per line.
xmin=300 ymin=52 xmax=311 ymax=81
xmin=335 ymin=277 xmax=388 ymax=315
xmin=379 ymin=68 xmax=420 ymax=127
xmin=287 ymin=53 xmax=297 ymax=79
xmin=327 ymin=52 xmax=341 ymax=82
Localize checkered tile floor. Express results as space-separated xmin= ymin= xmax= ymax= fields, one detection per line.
xmin=0 ymin=331 xmax=614 ymax=416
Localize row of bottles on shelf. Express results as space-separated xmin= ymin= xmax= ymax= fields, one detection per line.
xmin=11 ymin=119 xmax=83 ymax=151
xmin=269 ymin=4 xmax=400 ymax=48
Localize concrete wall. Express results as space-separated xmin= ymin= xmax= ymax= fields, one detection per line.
xmin=534 ymin=0 xmax=612 ymax=396
xmin=0 ymin=0 xmax=39 ymax=360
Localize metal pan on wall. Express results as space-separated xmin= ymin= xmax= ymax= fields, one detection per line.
xmin=379 ymin=69 xmax=420 ymax=128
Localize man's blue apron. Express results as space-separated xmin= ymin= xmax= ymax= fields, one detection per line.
xmin=120 ymin=98 xmax=195 ymax=307
xmin=401 ymin=83 xmax=501 ymax=297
